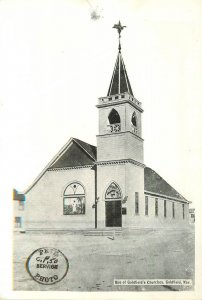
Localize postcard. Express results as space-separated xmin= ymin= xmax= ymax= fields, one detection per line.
xmin=0 ymin=0 xmax=201 ymax=299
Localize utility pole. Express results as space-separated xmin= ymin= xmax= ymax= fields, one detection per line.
xmin=91 ymin=163 xmax=97 ymax=228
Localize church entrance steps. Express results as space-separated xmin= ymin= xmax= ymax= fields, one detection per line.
xmin=24 ymin=228 xmax=123 ymax=236
xmin=83 ymin=229 xmax=122 ymax=236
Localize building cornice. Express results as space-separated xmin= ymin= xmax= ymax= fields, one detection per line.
xmin=144 ymin=190 xmax=189 ymax=203
xmin=47 ymin=165 xmax=94 ymax=171
xmin=96 ymin=131 xmax=144 ymax=142
xmin=96 ymin=159 xmax=145 ymax=168
xmin=96 ymin=99 xmax=144 ymax=113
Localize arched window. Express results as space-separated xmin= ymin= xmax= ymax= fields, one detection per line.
xmin=131 ymin=111 xmax=138 ymax=134
xmin=108 ymin=109 xmax=120 ymax=124
xmin=105 ymin=182 xmax=122 ymax=199
xmin=131 ymin=111 xmax=137 ymax=127
xmin=63 ymin=182 xmax=85 ymax=215
xmin=108 ymin=109 xmax=121 ymax=133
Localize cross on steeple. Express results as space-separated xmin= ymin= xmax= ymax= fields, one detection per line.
xmin=113 ymin=20 xmax=126 ymax=52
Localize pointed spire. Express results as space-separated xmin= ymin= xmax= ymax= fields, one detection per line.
xmin=107 ymin=22 xmax=134 ymax=96
xmin=107 ymin=53 xmax=134 ymax=96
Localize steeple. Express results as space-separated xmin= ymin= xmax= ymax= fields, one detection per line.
xmin=97 ymin=21 xmax=143 ymax=141
xmin=107 ymin=52 xmax=134 ymax=96
xmin=107 ymin=21 xmax=134 ymax=97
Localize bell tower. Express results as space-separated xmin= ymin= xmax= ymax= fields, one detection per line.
xmin=96 ymin=21 xmax=145 ymax=228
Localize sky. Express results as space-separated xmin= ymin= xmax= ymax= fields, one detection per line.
xmin=0 ymin=0 xmax=202 ymax=208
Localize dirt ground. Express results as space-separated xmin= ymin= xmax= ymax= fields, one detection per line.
xmin=13 ymin=226 xmax=195 ymax=291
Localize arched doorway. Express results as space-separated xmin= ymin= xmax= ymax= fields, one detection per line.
xmin=105 ymin=182 xmax=122 ymax=227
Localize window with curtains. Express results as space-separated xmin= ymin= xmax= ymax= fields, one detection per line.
xmin=63 ymin=182 xmax=85 ymax=215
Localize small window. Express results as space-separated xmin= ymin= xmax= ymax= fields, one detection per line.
xmin=115 ymin=96 xmax=119 ymax=100
xmin=14 ymin=217 xmax=22 ymax=228
xmin=155 ymin=198 xmax=158 ymax=216
xmin=109 ymin=97 xmax=112 ymax=101
xmin=172 ymin=202 xmax=175 ymax=218
xmin=145 ymin=196 xmax=148 ymax=216
xmin=182 ymin=204 xmax=185 ymax=219
xmin=121 ymin=95 xmax=125 ymax=99
xmin=131 ymin=111 xmax=137 ymax=127
xmin=122 ymin=207 xmax=127 ymax=215
xmin=135 ymin=192 xmax=139 ymax=214
xmin=164 ymin=200 xmax=167 ymax=217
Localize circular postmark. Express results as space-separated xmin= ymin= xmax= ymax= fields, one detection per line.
xmin=26 ymin=247 xmax=69 ymax=285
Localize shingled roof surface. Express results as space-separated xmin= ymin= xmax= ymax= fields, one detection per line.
xmin=73 ymin=138 xmax=97 ymax=160
xmin=144 ymin=167 xmax=186 ymax=201
xmin=49 ymin=139 xmax=96 ymax=169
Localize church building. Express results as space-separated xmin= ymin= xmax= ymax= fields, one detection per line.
xmin=13 ymin=22 xmax=190 ymax=231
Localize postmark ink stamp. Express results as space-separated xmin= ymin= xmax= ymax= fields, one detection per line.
xmin=26 ymin=247 xmax=69 ymax=285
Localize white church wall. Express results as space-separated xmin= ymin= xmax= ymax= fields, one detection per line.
xmin=96 ymin=162 xmax=189 ymax=229
xmin=25 ymin=167 xmax=95 ymax=230
xmin=124 ymin=132 xmax=144 ymax=163
xmin=97 ymin=133 xmax=127 ymax=161
xmin=140 ymin=195 xmax=189 ymax=228
xmin=97 ymin=133 xmax=143 ymax=163
xmin=124 ymin=163 xmax=145 ymax=227
xmin=96 ymin=162 xmax=146 ymax=229
xmin=23 ymin=165 xmax=189 ymax=230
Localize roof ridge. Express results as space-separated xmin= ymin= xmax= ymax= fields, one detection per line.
xmin=73 ymin=138 xmax=96 ymax=148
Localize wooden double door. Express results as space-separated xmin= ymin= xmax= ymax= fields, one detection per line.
xmin=105 ymin=200 xmax=122 ymax=227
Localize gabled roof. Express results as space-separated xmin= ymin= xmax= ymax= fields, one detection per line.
xmin=144 ymin=167 xmax=187 ymax=202
xmin=107 ymin=52 xmax=134 ymax=96
xmin=49 ymin=139 xmax=96 ymax=169
xmin=24 ymin=138 xmax=96 ymax=194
